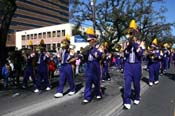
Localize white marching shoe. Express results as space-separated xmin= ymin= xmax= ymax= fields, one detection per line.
xmin=124 ymin=104 xmax=131 ymax=110
xmin=34 ymin=89 xmax=39 ymax=93
xmin=154 ymin=81 xmax=159 ymax=85
xmin=54 ymin=93 xmax=63 ymax=98
xmin=68 ymin=91 xmax=75 ymax=96
xmin=83 ymin=99 xmax=90 ymax=103
xmin=96 ymin=96 xmax=102 ymax=99
xmin=149 ymin=82 xmax=153 ymax=86
xmin=134 ymin=100 xmax=140 ymax=105
xmin=46 ymin=87 xmax=51 ymax=91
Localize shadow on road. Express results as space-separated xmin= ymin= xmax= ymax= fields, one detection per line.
xmin=141 ymin=77 xmax=149 ymax=85
xmin=62 ymin=83 xmax=84 ymax=96
xmin=164 ymin=73 xmax=175 ymax=82
xmin=120 ymin=87 xmax=137 ymax=104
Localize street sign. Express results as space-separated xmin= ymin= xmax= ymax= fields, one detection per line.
xmin=74 ymin=35 xmax=86 ymax=43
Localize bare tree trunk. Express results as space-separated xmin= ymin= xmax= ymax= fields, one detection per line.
xmin=0 ymin=0 xmax=16 ymax=70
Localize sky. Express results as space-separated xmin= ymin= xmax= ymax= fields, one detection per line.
xmin=155 ymin=0 xmax=175 ymax=35
xmin=165 ymin=0 xmax=175 ymax=35
xmin=163 ymin=0 xmax=175 ymax=47
xmin=164 ymin=0 xmax=175 ymax=23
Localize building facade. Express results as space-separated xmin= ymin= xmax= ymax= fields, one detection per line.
xmin=16 ymin=23 xmax=72 ymax=50
xmin=6 ymin=0 xmax=69 ymax=47
xmin=16 ymin=23 xmax=101 ymax=51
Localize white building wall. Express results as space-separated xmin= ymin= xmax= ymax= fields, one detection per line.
xmin=15 ymin=23 xmax=73 ymax=50
xmin=16 ymin=32 xmax=22 ymax=50
xmin=15 ymin=23 xmax=100 ymax=50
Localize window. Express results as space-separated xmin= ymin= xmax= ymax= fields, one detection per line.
xmin=43 ymin=32 xmax=46 ymax=38
xmin=52 ymin=31 xmax=56 ymax=37
xmin=31 ymin=34 xmax=33 ymax=39
xmin=46 ymin=44 xmax=51 ymax=50
xmin=53 ymin=44 xmax=56 ymax=50
xmin=57 ymin=43 xmax=60 ymax=48
xmin=57 ymin=30 xmax=60 ymax=37
xmin=27 ymin=35 xmax=30 ymax=40
xmin=22 ymin=35 xmax=25 ymax=40
xmin=47 ymin=32 xmax=51 ymax=38
xmin=62 ymin=30 xmax=65 ymax=36
xmin=34 ymin=34 xmax=37 ymax=39
xmin=38 ymin=33 xmax=42 ymax=39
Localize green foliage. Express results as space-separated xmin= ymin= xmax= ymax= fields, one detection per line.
xmin=70 ymin=0 xmax=174 ymax=50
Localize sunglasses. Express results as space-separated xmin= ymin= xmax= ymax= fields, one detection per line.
xmin=87 ymin=39 xmax=92 ymax=42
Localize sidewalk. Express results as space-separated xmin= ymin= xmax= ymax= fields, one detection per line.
xmin=0 ymin=66 xmax=150 ymax=116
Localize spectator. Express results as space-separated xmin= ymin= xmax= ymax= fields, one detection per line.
xmin=2 ymin=61 xmax=11 ymax=88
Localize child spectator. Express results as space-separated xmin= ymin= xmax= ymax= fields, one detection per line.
xmin=2 ymin=61 xmax=11 ymax=88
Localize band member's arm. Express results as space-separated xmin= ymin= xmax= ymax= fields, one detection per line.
xmin=67 ymin=49 xmax=78 ymax=63
xmin=135 ymin=41 xmax=145 ymax=56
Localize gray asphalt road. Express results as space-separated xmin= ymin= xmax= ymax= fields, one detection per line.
xmin=29 ymin=68 xmax=124 ymax=116
xmin=2 ymin=65 xmax=171 ymax=116
xmin=114 ymin=67 xmax=175 ymax=116
xmin=0 ymin=66 xmax=125 ymax=116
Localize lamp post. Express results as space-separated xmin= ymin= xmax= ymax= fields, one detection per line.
xmin=90 ymin=0 xmax=96 ymax=35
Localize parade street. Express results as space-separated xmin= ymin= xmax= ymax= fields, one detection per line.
xmin=111 ymin=65 xmax=175 ymax=116
xmin=1 ymin=1 xmax=175 ymax=116
xmin=0 ymin=64 xmax=174 ymax=116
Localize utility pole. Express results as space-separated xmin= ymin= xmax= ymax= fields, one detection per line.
xmin=90 ymin=0 xmax=96 ymax=35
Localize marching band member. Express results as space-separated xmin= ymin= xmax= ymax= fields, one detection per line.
xmin=172 ymin=49 xmax=175 ymax=68
xmin=147 ymin=38 xmax=161 ymax=86
xmin=34 ymin=40 xmax=51 ymax=93
xmin=101 ymin=42 xmax=111 ymax=81
xmin=54 ymin=35 xmax=77 ymax=98
xmin=22 ymin=46 xmax=36 ymax=89
xmin=82 ymin=27 xmax=104 ymax=103
xmin=114 ymin=44 xmax=123 ymax=72
xmin=162 ymin=43 xmax=171 ymax=74
xmin=123 ymin=20 xmax=145 ymax=109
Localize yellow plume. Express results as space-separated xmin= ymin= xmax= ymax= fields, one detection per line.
xmin=28 ymin=40 xmax=33 ymax=46
xmin=120 ymin=48 xmax=124 ymax=52
xmin=65 ymin=34 xmax=70 ymax=40
xmin=163 ymin=43 xmax=169 ymax=48
xmin=147 ymin=46 xmax=151 ymax=50
xmin=86 ymin=27 xmax=95 ymax=35
xmin=152 ymin=38 xmax=158 ymax=45
xmin=129 ymin=19 xmax=138 ymax=30
xmin=104 ymin=42 xmax=108 ymax=47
